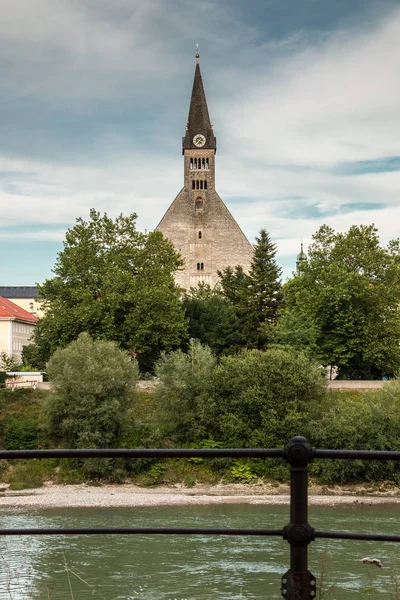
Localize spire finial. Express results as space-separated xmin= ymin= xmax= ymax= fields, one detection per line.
xmin=195 ymin=43 xmax=200 ymax=64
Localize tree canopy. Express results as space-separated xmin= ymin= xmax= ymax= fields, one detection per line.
xmin=155 ymin=343 xmax=325 ymax=449
xmin=28 ymin=209 xmax=188 ymax=372
xmin=281 ymin=224 xmax=400 ymax=378
xmin=183 ymin=283 xmax=242 ymax=355
xmin=218 ymin=229 xmax=282 ymax=350
xmin=46 ymin=333 xmax=138 ymax=449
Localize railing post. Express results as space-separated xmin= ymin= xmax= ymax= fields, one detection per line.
xmin=281 ymin=436 xmax=316 ymax=599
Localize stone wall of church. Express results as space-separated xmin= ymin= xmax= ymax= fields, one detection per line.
xmin=157 ymin=186 xmax=253 ymax=290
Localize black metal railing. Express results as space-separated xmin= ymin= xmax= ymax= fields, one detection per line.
xmin=2 ymin=436 xmax=400 ymax=599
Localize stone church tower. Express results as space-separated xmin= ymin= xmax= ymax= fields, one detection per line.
xmin=157 ymin=51 xmax=253 ymax=290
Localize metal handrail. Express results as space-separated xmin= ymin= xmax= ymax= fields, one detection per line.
xmin=2 ymin=437 xmax=400 ymax=598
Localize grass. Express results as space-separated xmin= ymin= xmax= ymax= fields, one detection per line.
xmin=4 ymin=459 xmax=56 ymax=490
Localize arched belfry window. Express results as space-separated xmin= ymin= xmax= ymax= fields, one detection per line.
xmin=198 ymin=231 xmax=202 ymax=239
xmin=195 ymin=198 xmax=204 ymax=210
xmin=204 ymin=180 xmax=208 ymax=190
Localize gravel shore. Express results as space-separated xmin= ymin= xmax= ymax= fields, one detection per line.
xmin=1 ymin=483 xmax=400 ymax=509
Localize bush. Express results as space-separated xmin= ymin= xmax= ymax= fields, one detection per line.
xmin=156 ymin=344 xmax=326 ymax=454
xmin=307 ymin=382 xmax=400 ymax=483
xmin=208 ymin=347 xmax=326 ymax=449
xmin=155 ymin=341 xmax=216 ymax=443
xmin=3 ymin=417 xmax=41 ymax=450
xmin=46 ymin=333 xmax=139 ymax=451
xmin=230 ymin=460 xmax=257 ymax=483
xmin=6 ymin=459 xmax=55 ymax=490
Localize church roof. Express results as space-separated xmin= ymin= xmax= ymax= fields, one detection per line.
xmin=182 ymin=60 xmax=217 ymax=153
xmin=0 ymin=296 xmax=38 ymax=322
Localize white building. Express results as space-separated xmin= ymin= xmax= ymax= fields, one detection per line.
xmin=0 ymin=296 xmax=38 ymax=363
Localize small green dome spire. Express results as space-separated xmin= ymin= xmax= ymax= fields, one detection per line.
xmin=296 ymin=241 xmax=307 ymax=272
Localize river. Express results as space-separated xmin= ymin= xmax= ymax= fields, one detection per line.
xmin=0 ymin=503 xmax=399 ymax=599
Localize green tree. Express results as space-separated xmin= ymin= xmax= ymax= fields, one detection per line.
xmin=46 ymin=333 xmax=138 ymax=449
xmin=218 ymin=265 xmax=249 ymax=306
xmin=209 ymin=348 xmax=325 ymax=449
xmin=218 ymin=229 xmax=282 ymax=349
xmin=245 ymin=229 xmax=282 ymax=347
xmin=155 ymin=340 xmax=216 ymax=444
xmin=155 ymin=344 xmax=325 ymax=450
xmin=306 ymin=383 xmax=400 ymax=483
xmin=30 ymin=210 xmax=188 ymax=372
xmin=183 ymin=284 xmax=242 ymax=354
xmin=0 ymin=352 xmax=20 ymax=371
xmin=281 ymin=224 xmax=400 ymax=378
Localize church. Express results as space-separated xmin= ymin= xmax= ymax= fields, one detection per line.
xmin=157 ymin=50 xmax=254 ymax=290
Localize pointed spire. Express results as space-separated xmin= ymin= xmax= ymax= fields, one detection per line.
xmin=182 ymin=50 xmax=216 ymax=154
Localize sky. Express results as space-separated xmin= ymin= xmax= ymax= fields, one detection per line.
xmin=1 ymin=0 xmax=399 ymax=285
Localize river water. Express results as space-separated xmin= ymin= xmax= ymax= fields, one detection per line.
xmin=0 ymin=503 xmax=399 ymax=599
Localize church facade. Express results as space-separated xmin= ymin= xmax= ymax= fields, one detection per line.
xmin=157 ymin=53 xmax=253 ymax=290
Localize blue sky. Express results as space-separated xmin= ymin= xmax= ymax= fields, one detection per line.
xmin=1 ymin=0 xmax=399 ymax=284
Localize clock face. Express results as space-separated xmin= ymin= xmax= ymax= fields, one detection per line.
xmin=193 ymin=134 xmax=206 ymax=147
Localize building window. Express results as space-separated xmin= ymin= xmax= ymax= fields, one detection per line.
xmin=192 ymin=179 xmax=208 ymax=189
xmin=197 ymin=262 xmax=204 ymax=271
xmin=195 ymin=198 xmax=203 ymax=210
xmin=198 ymin=231 xmax=202 ymax=239
xmin=206 ymin=158 xmax=209 ymax=169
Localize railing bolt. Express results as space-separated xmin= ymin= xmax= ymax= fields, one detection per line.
xmin=311 ymin=580 xmax=316 ymax=586
xmin=282 ymin=578 xmax=287 ymax=584
xmin=310 ymin=592 xmax=316 ymax=597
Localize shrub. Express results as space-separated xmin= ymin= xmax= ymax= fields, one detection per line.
xmin=307 ymin=382 xmax=400 ymax=483
xmin=230 ymin=460 xmax=257 ymax=483
xmin=208 ymin=347 xmax=326 ymax=449
xmin=155 ymin=341 xmax=216 ymax=443
xmin=3 ymin=417 xmax=41 ymax=450
xmin=156 ymin=344 xmax=326 ymax=454
xmin=6 ymin=459 xmax=55 ymax=490
xmin=46 ymin=333 xmax=138 ymax=451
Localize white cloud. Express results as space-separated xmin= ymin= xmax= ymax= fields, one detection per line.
xmin=219 ymin=10 xmax=400 ymax=166
xmin=0 ymin=1 xmax=399 ymax=280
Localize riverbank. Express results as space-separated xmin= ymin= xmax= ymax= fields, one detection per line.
xmin=1 ymin=482 xmax=400 ymax=509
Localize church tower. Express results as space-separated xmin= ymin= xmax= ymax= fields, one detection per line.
xmin=157 ymin=49 xmax=254 ymax=290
